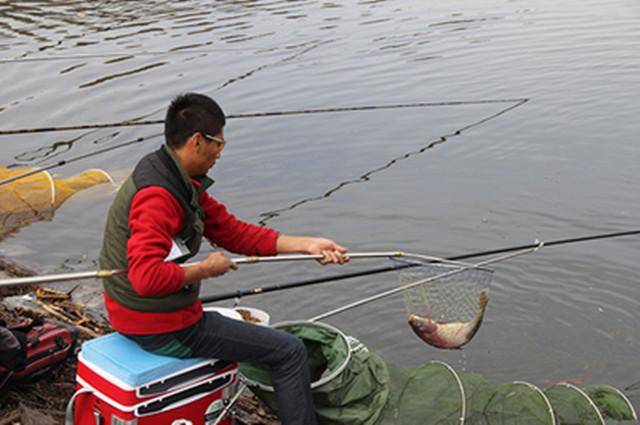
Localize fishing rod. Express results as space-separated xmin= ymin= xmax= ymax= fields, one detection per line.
xmin=0 ymin=252 xmax=449 ymax=289
xmin=2 ymin=229 xmax=638 ymax=292
xmin=0 ymin=99 xmax=527 ymax=136
xmin=200 ymin=229 xmax=640 ymax=303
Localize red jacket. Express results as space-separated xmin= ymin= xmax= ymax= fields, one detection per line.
xmin=104 ymin=185 xmax=278 ymax=334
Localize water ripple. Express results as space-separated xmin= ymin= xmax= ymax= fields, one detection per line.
xmin=78 ymin=61 xmax=167 ymax=89
xmin=258 ymin=99 xmax=528 ymax=224
xmin=1 ymin=0 xmax=639 ymax=387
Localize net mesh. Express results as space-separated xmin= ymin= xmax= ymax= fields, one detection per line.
xmin=0 ymin=167 xmax=112 ymax=239
xmin=380 ymin=364 xmax=638 ymax=425
xmin=394 ymin=259 xmax=493 ymax=349
xmin=400 ymin=262 xmax=493 ymax=323
xmin=396 ymin=362 xmax=464 ymax=425
xmin=480 ymin=382 xmax=555 ymax=424
xmin=544 ymin=384 xmax=603 ymax=424
xmin=583 ymin=385 xmax=638 ymax=423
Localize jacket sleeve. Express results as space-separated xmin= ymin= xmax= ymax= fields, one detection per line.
xmin=200 ymin=192 xmax=278 ymax=256
xmin=127 ymin=187 xmax=186 ymax=297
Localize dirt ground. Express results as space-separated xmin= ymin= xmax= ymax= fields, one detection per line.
xmin=0 ymin=302 xmax=75 ymax=424
xmin=0 ymin=257 xmax=278 ymax=425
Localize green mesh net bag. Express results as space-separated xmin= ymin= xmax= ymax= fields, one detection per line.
xmin=239 ymin=321 xmax=389 ymax=425
xmin=583 ymin=385 xmax=638 ymax=424
xmin=239 ymin=322 xmax=637 ymax=425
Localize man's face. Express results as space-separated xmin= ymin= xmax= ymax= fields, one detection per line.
xmin=195 ymin=131 xmax=225 ymax=174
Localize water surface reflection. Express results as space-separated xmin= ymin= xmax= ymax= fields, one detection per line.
xmin=1 ymin=0 xmax=639 ymax=394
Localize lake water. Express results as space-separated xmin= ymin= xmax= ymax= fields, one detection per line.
xmin=1 ymin=0 xmax=639 ymax=392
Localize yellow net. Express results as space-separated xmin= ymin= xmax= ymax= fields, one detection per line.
xmin=0 ymin=167 xmax=112 ymax=238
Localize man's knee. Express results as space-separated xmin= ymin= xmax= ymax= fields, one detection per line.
xmin=280 ymin=333 xmax=307 ymax=364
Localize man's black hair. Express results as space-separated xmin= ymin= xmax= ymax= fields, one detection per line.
xmin=164 ymin=93 xmax=226 ymax=149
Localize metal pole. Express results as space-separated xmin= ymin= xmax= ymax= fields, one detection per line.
xmin=4 ymin=229 xmax=638 ymax=291
xmin=0 ymin=252 xmax=410 ymax=288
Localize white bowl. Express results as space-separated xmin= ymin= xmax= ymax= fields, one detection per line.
xmin=203 ymin=306 xmax=242 ymax=321
xmin=233 ymin=307 xmax=270 ymax=326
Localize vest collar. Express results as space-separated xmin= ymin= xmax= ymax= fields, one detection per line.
xmin=162 ymin=144 xmax=215 ymax=197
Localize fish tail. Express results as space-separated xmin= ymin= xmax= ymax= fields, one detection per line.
xmin=478 ymin=291 xmax=488 ymax=312
xmin=471 ymin=291 xmax=489 ymax=325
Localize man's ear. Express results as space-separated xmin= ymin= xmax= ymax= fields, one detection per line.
xmin=185 ymin=133 xmax=200 ymax=150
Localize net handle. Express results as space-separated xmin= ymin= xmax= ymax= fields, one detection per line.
xmin=0 ymin=251 xmax=472 ymax=288
xmin=310 ymin=241 xmax=544 ymax=322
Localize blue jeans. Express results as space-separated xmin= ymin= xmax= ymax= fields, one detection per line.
xmin=122 ymin=312 xmax=317 ymax=425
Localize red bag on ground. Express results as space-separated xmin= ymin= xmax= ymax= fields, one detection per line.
xmin=0 ymin=318 xmax=77 ymax=391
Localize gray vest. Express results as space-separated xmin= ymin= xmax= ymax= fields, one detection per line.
xmin=99 ymin=145 xmax=213 ymax=312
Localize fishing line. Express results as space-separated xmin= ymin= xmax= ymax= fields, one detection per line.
xmin=77 ymin=39 xmax=330 ymax=91
xmin=257 ymin=98 xmax=529 ymax=225
xmin=0 ymin=99 xmax=528 ymax=136
xmin=0 ymin=40 xmax=332 ymax=186
xmin=217 ymin=39 xmax=331 ymax=91
xmin=0 ymin=99 xmax=527 ymax=187
xmin=0 ymin=133 xmax=162 ymax=187
xmin=130 ymin=39 xmax=334 ymax=123
xmin=0 ymin=37 xmax=330 ymax=177
xmin=0 ymin=48 xmax=279 ymax=64
xmin=2 ymin=39 xmax=331 ymax=134
xmin=6 ymin=130 xmax=124 ymax=171
xmin=12 ymin=134 xmax=85 ymax=164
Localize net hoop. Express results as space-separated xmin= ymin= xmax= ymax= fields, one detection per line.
xmin=391 ymin=255 xmax=493 ymax=273
xmin=395 ymin=360 xmax=466 ymax=425
xmin=241 ymin=320 xmax=352 ymax=391
xmin=551 ymin=383 xmax=605 ymax=425
xmin=432 ymin=360 xmax=466 ymax=424
xmin=43 ymin=170 xmax=55 ymax=206
xmin=84 ymin=168 xmax=115 ymax=184
xmin=594 ymin=385 xmax=639 ymax=421
xmin=512 ymin=381 xmax=556 ymax=425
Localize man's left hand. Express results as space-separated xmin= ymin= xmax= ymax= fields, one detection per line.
xmin=305 ymin=237 xmax=349 ymax=265
xmin=276 ymin=235 xmax=349 ymax=264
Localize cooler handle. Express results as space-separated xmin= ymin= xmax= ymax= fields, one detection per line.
xmin=65 ymin=387 xmax=93 ymax=425
xmin=136 ymin=372 xmax=234 ymax=416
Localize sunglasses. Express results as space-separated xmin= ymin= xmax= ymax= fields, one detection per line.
xmin=203 ymin=133 xmax=227 ymax=150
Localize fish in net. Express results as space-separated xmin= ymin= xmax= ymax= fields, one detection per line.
xmin=394 ymin=259 xmax=494 ymax=349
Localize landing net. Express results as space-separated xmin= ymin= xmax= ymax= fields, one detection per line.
xmin=393 ymin=258 xmax=493 ymax=349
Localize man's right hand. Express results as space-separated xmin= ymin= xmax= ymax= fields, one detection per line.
xmin=199 ymin=252 xmax=238 ymax=278
xmin=184 ymin=252 xmax=237 ymax=284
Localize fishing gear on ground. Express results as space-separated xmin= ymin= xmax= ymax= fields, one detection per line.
xmin=0 ymin=317 xmax=78 ymax=392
